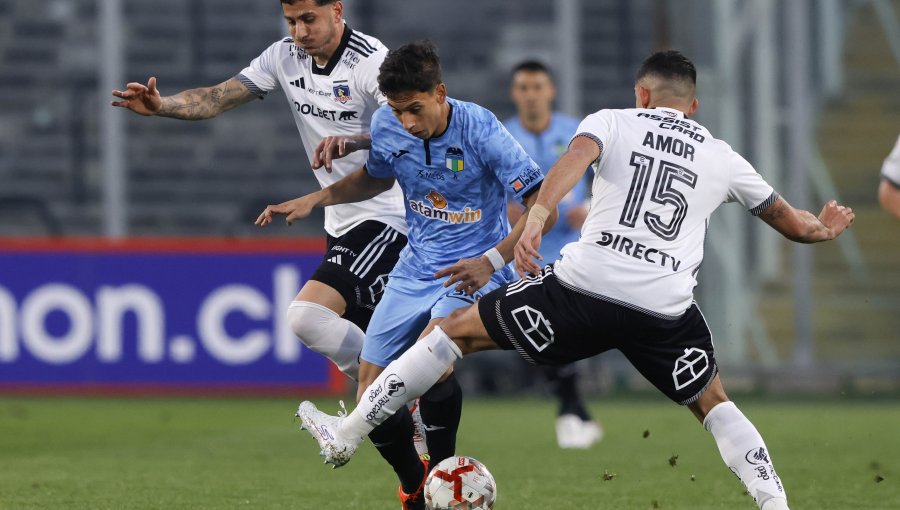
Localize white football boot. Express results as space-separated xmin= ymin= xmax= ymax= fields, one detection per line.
xmin=295 ymin=401 xmax=362 ymax=468
xmin=556 ymin=414 xmax=604 ymax=449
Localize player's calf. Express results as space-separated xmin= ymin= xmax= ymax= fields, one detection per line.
xmin=704 ymin=401 xmax=788 ymax=509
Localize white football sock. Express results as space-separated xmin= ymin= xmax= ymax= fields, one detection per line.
xmin=339 ymin=326 xmax=462 ymax=439
xmin=704 ymin=401 xmax=787 ymax=509
xmin=287 ymin=301 xmax=363 ymax=380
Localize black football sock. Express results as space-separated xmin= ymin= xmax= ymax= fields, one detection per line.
xmin=418 ymin=372 xmax=463 ymax=465
xmin=541 ymin=364 xmax=592 ymax=421
xmin=368 ymin=405 xmax=425 ymax=494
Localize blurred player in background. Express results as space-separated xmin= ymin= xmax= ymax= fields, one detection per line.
xmin=504 ymin=60 xmax=601 ymax=449
xmin=258 ymin=40 xmax=555 ymax=509
xmin=110 ymin=0 xmax=427 ymax=493
xmin=297 ymin=50 xmax=857 ymax=510
xmin=878 ymin=134 xmax=900 ymax=219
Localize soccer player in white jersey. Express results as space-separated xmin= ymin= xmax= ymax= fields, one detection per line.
xmin=111 ymin=1 xmax=404 ymax=383
xmin=878 ymin=134 xmax=900 ymax=219
xmin=110 ymin=2 xmax=423 ymax=496
xmin=294 ymin=51 xmax=856 ymax=510
xmin=258 ymin=40 xmax=554 ymax=509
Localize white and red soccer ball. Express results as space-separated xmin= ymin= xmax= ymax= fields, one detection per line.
xmin=424 ymin=455 xmax=496 ymax=510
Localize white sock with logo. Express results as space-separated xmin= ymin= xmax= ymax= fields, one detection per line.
xmin=339 ymin=326 xmax=462 ymax=440
xmin=704 ymin=401 xmax=788 ymax=509
xmin=287 ymin=301 xmax=363 ymax=380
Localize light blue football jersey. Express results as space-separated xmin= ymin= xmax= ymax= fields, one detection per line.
xmin=504 ymin=112 xmax=589 ymax=263
xmin=366 ymin=98 xmax=543 ymax=280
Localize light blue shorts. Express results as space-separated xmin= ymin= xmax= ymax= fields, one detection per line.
xmin=360 ymin=273 xmax=509 ymax=367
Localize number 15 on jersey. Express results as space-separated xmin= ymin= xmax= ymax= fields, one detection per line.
xmin=619 ymin=151 xmax=698 ymax=242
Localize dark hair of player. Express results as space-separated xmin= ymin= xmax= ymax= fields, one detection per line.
xmin=636 ymin=50 xmax=697 ymax=93
xmin=280 ymin=0 xmax=338 ymax=6
xmin=377 ymin=40 xmax=444 ymax=98
xmin=511 ymin=60 xmax=554 ymax=80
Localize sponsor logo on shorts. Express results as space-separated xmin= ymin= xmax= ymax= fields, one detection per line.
xmin=511 ymin=305 xmax=554 ymax=352
xmin=367 ymin=274 xmax=389 ymax=304
xmin=672 ymin=347 xmax=709 ymax=390
xmin=385 ymin=374 xmax=406 ymax=397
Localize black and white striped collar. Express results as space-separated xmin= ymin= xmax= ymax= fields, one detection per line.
xmin=311 ymin=23 xmax=354 ymax=76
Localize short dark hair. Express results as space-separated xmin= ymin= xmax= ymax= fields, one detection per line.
xmin=511 ymin=60 xmax=554 ymax=80
xmin=378 ymin=40 xmax=443 ymax=98
xmin=636 ymin=50 xmax=697 ymax=88
xmin=280 ymin=0 xmax=338 ymax=6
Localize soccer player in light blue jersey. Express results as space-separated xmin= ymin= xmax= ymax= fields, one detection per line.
xmin=503 ymin=60 xmax=601 ymax=449
xmin=257 ymin=40 xmax=556 ymax=510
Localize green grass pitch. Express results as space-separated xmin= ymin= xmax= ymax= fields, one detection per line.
xmin=0 ymin=396 xmax=897 ymax=509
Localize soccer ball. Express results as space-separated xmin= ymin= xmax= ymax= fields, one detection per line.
xmin=424 ymin=455 xmax=496 ymax=510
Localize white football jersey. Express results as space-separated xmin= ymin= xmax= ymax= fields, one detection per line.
xmin=881 ymin=134 xmax=900 ymax=187
xmin=237 ymin=24 xmax=407 ymax=238
xmin=554 ymin=107 xmax=777 ymax=318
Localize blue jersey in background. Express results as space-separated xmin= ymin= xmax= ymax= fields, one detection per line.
xmin=504 ymin=112 xmax=590 ymax=263
xmin=367 ymin=98 xmax=543 ymax=281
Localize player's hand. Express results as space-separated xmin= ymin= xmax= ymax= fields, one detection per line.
xmin=313 ymin=135 xmax=364 ymax=172
xmin=434 ymin=257 xmax=495 ymax=296
xmin=111 ymin=77 xmax=162 ymax=116
xmin=514 ymin=221 xmax=544 ymax=277
xmin=255 ymin=196 xmax=317 ymax=227
xmin=818 ymin=200 xmax=855 ymax=239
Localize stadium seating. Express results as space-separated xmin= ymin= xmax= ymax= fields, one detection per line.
xmin=0 ymin=0 xmax=654 ymax=236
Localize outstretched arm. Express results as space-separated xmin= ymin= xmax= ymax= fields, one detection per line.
xmin=514 ymin=135 xmax=599 ymax=276
xmin=111 ymin=77 xmax=257 ymax=120
xmin=757 ymin=196 xmax=855 ymax=243
xmin=255 ymin=167 xmax=395 ymax=226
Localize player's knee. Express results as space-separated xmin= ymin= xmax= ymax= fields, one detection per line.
xmin=440 ymin=305 xmax=479 ymax=340
xmin=440 ymin=310 xmax=495 ymax=356
xmin=286 ymin=301 xmax=335 ymax=347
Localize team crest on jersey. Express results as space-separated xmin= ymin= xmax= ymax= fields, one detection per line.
xmin=445 ymin=147 xmax=464 ymax=172
xmin=332 ymin=83 xmax=352 ymax=103
xmin=425 ymin=190 xmax=448 ymax=209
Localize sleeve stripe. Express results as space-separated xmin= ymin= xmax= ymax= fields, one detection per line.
xmin=350 ymin=34 xmax=377 ymax=53
xmin=882 ymin=174 xmax=900 ymax=189
xmin=346 ymin=42 xmax=373 ymax=57
xmin=235 ymin=73 xmax=267 ymax=99
xmin=749 ymin=191 xmax=780 ymax=216
xmin=571 ymin=132 xmax=604 ymax=155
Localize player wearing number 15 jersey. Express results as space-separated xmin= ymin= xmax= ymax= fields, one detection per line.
xmin=296 ymin=50 xmax=856 ymax=510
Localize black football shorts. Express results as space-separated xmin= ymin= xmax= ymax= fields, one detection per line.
xmin=310 ymin=220 xmax=407 ymax=331
xmin=478 ymin=265 xmax=718 ymax=405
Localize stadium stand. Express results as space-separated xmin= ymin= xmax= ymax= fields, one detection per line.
xmin=0 ymin=0 xmax=655 ymax=236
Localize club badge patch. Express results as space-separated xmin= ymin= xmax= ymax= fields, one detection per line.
xmin=445 ymin=147 xmax=464 ymax=172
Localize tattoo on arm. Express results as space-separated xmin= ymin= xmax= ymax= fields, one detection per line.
xmin=758 ymin=198 xmax=788 ymax=223
xmin=759 ymin=197 xmax=829 ymax=243
xmin=158 ymin=78 xmax=256 ymax=120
